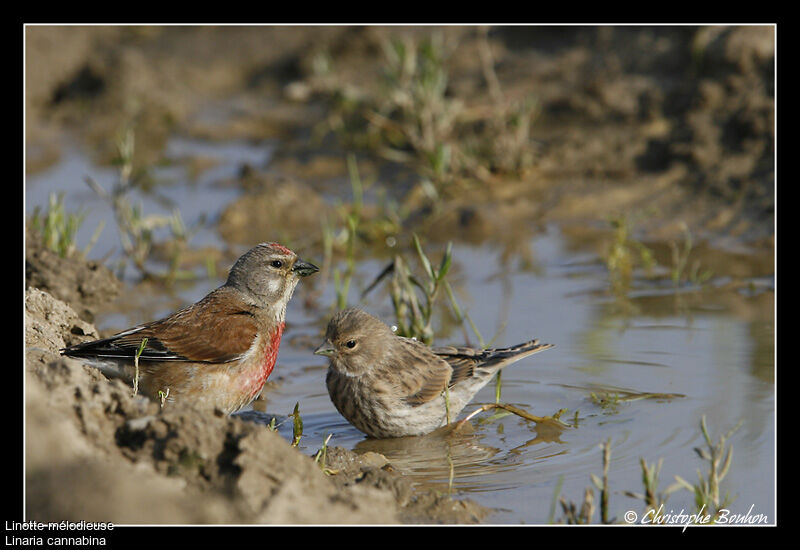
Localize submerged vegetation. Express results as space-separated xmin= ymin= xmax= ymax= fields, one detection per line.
xmin=555 ymin=417 xmax=744 ymax=525
xmin=669 ymin=222 xmax=715 ymax=287
xmin=29 ymin=192 xmax=103 ymax=259
xmin=673 ymin=416 xmax=742 ymax=519
xmin=375 ymin=235 xmax=458 ymax=346
xmin=603 ymin=213 xmax=715 ymax=299
xmin=85 ymin=127 xmax=204 ymax=283
xmin=604 ymin=213 xmax=657 ymax=297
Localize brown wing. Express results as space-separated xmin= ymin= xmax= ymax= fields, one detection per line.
xmin=63 ymin=286 xmax=259 ymax=363
xmin=431 ymin=346 xmax=482 ymax=387
xmin=394 ymin=337 xmax=454 ymax=406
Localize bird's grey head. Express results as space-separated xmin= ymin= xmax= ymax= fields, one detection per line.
xmin=314 ymin=308 xmax=395 ymax=376
xmin=226 ymin=242 xmax=318 ymax=310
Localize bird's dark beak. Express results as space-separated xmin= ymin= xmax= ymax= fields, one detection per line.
xmin=314 ymin=340 xmax=335 ymax=357
xmin=293 ymin=258 xmax=319 ymax=277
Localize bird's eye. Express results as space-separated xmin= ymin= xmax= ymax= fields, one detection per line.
xmin=271 ymin=260 xmax=283 ymax=268
xmin=345 ymin=340 xmax=357 ymax=349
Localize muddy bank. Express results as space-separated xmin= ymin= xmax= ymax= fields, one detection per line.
xmin=25 ymin=229 xmax=121 ymax=322
xmin=25 ymin=279 xmax=488 ymax=524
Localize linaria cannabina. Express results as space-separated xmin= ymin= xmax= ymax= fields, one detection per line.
xmin=315 ymin=307 xmax=553 ymax=438
xmin=62 ymin=242 xmax=318 ymax=414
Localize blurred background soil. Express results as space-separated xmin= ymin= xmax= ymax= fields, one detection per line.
xmin=26 ymin=26 xmax=774 ymax=246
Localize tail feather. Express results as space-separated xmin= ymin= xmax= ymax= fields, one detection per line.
xmin=60 ymin=329 xmax=154 ymax=383
xmin=61 ymin=353 xmax=136 ymax=383
xmin=60 ymin=327 xmax=184 ymax=362
xmin=435 ymin=339 xmax=554 ymax=387
xmin=481 ymin=339 xmax=554 ymax=370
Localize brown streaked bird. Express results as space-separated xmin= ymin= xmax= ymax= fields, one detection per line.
xmin=314 ymin=307 xmax=554 ymax=438
xmin=61 ymin=242 xmax=318 ymax=414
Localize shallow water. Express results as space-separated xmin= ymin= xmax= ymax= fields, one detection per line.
xmin=25 ymin=137 xmax=775 ymax=525
xmin=25 ymin=136 xmax=269 ymax=280
xmin=254 ymin=232 xmax=774 ymax=525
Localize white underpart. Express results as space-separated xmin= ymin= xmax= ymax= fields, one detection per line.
xmin=239 ymin=334 xmax=261 ymax=364
xmin=266 ymin=277 xmax=282 ymax=296
xmin=66 ymin=355 xmax=133 ymax=382
xmin=270 ymin=277 xmax=299 ymax=324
